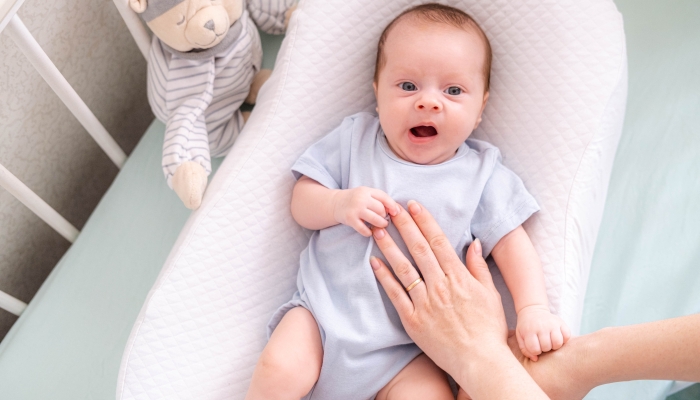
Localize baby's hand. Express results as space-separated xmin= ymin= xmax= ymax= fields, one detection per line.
xmin=332 ymin=187 xmax=398 ymax=237
xmin=515 ymin=305 xmax=571 ymax=361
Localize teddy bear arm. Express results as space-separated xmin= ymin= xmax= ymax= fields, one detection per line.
xmin=246 ymin=0 xmax=298 ymax=35
xmin=162 ymin=108 xmax=213 ymax=191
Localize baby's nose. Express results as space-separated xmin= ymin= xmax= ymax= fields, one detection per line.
xmin=416 ymin=96 xmax=442 ymax=111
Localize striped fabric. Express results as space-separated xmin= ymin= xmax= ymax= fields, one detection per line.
xmin=147 ymin=0 xmax=296 ymax=188
xmin=249 ymin=0 xmax=297 ymax=35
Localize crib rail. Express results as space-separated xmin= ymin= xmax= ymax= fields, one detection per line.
xmin=0 ymin=0 xmax=150 ymax=316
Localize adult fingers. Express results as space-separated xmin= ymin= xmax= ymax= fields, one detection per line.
xmin=372 ymin=228 xmax=427 ymax=304
xmin=387 ymin=204 xmax=445 ymax=284
xmin=464 ymin=239 xmax=496 ymax=289
xmin=371 ymin=189 xmax=399 ymax=216
xmin=405 ymin=201 xmax=462 ymax=276
xmin=370 ymin=256 xmax=415 ymax=318
xmin=361 ymin=209 xmax=388 ymax=229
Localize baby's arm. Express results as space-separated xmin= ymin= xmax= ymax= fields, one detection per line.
xmin=491 ymin=225 xmax=571 ymax=361
xmin=291 ymin=175 xmax=399 ymax=236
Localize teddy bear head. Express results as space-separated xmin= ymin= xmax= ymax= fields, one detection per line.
xmin=130 ymin=0 xmax=244 ymax=52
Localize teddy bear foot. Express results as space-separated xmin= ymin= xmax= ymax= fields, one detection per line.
xmin=245 ymin=69 xmax=272 ymax=104
xmin=172 ymin=161 xmax=208 ymax=210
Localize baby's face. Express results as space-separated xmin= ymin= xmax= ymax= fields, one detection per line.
xmin=374 ymin=20 xmax=489 ymax=165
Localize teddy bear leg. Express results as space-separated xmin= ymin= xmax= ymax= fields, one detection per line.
xmin=245 ymin=69 xmax=272 ymax=105
xmin=172 ymin=161 xmax=209 ymax=210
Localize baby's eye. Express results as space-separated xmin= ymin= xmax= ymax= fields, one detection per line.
xmin=177 ymin=15 xmax=186 ymax=25
xmin=400 ymin=82 xmax=417 ymax=91
xmin=446 ymin=86 xmax=462 ymax=95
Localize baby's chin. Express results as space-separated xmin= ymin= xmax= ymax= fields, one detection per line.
xmin=387 ymin=141 xmax=457 ymax=165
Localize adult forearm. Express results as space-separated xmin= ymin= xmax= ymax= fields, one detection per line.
xmin=582 ymin=314 xmax=700 ymax=386
xmin=512 ymin=313 xmax=700 ymax=400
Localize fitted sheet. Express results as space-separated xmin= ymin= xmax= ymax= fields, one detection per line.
xmin=0 ymin=120 xmax=197 ymax=399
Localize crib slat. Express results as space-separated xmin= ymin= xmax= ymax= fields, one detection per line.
xmin=0 ymin=0 xmax=27 ymax=35
xmin=0 ymin=290 xmax=27 ymax=316
xmin=112 ymin=0 xmax=151 ymax=60
xmin=0 ymin=162 xmax=80 ymax=243
xmin=3 ymin=15 xmax=127 ymax=169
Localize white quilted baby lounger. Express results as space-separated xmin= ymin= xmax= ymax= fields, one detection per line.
xmin=118 ymin=0 xmax=627 ymax=398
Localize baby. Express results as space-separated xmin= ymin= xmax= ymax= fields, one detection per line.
xmin=245 ymin=4 xmax=570 ymax=400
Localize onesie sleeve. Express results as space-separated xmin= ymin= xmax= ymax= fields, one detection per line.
xmin=471 ymin=151 xmax=540 ymax=258
xmin=291 ymin=117 xmax=354 ymax=190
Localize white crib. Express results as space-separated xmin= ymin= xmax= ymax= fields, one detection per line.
xmin=0 ymin=0 xmax=278 ymax=397
xmin=0 ymin=0 xmax=149 ymax=316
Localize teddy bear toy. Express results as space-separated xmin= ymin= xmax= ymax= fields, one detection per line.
xmin=129 ymin=0 xmax=296 ymax=209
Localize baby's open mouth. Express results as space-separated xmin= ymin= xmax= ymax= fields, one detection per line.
xmin=410 ymin=126 xmax=438 ymax=137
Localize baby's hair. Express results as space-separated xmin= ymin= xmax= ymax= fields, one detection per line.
xmin=374 ymin=3 xmax=492 ymax=93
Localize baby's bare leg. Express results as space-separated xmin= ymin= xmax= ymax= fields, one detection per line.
xmin=245 ymin=307 xmax=323 ymax=400
xmin=376 ymin=353 xmax=454 ymax=400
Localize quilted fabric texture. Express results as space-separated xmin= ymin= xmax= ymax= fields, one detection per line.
xmin=118 ymin=0 xmax=627 ymax=398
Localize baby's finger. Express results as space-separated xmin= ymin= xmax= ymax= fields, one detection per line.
xmin=352 ymin=219 xmax=372 ymax=237
xmin=516 ymin=331 xmax=532 ymax=360
xmin=370 ymin=189 xmax=399 ymax=216
xmin=561 ymin=324 xmax=572 ymax=344
xmin=525 ymin=333 xmax=542 ymax=358
xmin=551 ymin=329 xmax=565 ymax=350
xmin=367 ymin=197 xmax=388 ymax=219
xmin=538 ymin=331 xmax=553 ymax=353
xmin=361 ymin=209 xmax=388 ymax=229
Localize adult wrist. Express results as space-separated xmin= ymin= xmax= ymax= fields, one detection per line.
xmin=458 ymin=344 xmax=548 ymax=399
xmin=457 ymin=339 xmax=513 ymax=387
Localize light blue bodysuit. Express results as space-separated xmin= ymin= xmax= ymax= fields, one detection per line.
xmin=268 ymin=112 xmax=539 ymax=400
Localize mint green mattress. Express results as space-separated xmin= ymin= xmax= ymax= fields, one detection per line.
xmin=0 ymin=3 xmax=698 ymax=399
xmin=0 ymin=119 xmax=211 ymax=399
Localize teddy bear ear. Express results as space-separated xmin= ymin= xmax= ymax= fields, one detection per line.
xmin=129 ymin=0 xmax=148 ymax=14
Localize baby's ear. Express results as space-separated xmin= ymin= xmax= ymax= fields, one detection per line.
xmin=475 ymin=91 xmax=490 ymax=128
xmin=129 ymin=0 xmax=148 ymax=14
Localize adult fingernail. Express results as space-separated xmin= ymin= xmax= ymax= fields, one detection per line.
xmin=407 ymin=200 xmax=421 ymax=215
xmin=473 ymin=238 xmax=482 ymax=256
xmin=370 ymin=256 xmax=380 ymax=270
xmin=373 ymin=228 xmax=386 ymax=239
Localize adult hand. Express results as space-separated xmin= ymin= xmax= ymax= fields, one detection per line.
xmin=370 ymin=200 xmax=548 ymax=399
